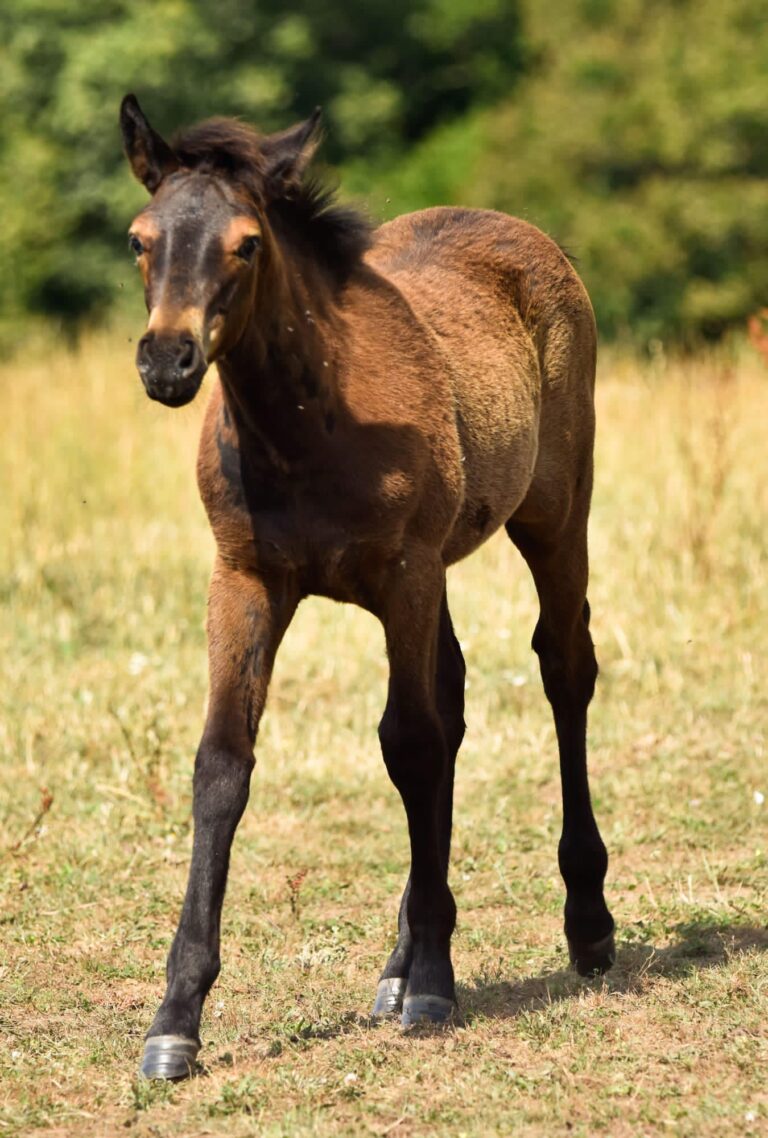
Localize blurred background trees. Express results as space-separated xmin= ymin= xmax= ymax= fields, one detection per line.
xmin=1 ymin=0 xmax=766 ymax=347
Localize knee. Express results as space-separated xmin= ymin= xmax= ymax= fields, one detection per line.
xmin=450 ymin=641 xmax=467 ymax=703
xmin=572 ymin=635 xmax=598 ymax=705
xmin=442 ymin=710 xmax=465 ymax=759
xmin=192 ymin=739 xmax=253 ymax=825
xmin=439 ymin=650 xmax=466 ymax=756
xmin=532 ymin=618 xmax=598 ymax=711
xmin=378 ymin=708 xmax=447 ymax=791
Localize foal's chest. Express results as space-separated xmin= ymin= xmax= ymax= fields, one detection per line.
xmin=197 ymin=398 xmax=417 ymax=605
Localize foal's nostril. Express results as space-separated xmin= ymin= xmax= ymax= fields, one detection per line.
xmin=177 ymin=338 xmax=197 ymax=375
xmin=135 ymin=329 xmax=205 ymax=402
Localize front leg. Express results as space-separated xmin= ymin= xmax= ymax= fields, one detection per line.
xmin=373 ymin=590 xmax=466 ymax=1017
xmin=375 ymin=552 xmax=458 ymax=1026
xmin=140 ymin=560 xmax=297 ymax=1079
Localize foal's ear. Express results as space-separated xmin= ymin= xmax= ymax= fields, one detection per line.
xmin=261 ymin=108 xmax=322 ymax=201
xmin=120 ymin=94 xmax=179 ymax=194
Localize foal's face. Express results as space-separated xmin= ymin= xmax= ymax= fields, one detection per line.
xmin=120 ymin=94 xmax=319 ymax=408
xmin=128 ymin=175 xmax=262 ymax=406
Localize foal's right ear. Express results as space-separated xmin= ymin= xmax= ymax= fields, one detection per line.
xmin=120 ymin=94 xmax=179 ymax=194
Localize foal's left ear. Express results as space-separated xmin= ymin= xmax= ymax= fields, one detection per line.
xmin=261 ymin=108 xmax=322 ymax=201
xmin=120 ymin=94 xmax=179 ymax=194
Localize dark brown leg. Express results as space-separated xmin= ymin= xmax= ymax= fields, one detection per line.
xmin=506 ymin=517 xmax=615 ymax=975
xmin=141 ymin=561 xmax=297 ymax=1079
xmin=373 ymin=590 xmax=465 ymax=1017
xmin=373 ymin=561 xmax=459 ymax=1025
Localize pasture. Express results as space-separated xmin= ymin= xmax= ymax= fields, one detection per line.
xmin=1 ymin=334 xmax=767 ymax=1136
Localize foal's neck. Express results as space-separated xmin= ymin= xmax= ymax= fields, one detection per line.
xmin=217 ymin=244 xmax=342 ymax=464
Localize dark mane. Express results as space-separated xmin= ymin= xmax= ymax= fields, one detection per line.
xmin=267 ymin=180 xmax=373 ymax=286
xmin=171 ymin=118 xmax=372 ymax=281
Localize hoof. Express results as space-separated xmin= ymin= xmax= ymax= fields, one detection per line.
xmin=140 ymin=1034 xmax=199 ymax=1080
xmin=401 ymin=994 xmax=457 ymax=1027
xmin=568 ymin=929 xmax=616 ymax=977
xmin=372 ymin=977 xmax=407 ymax=1018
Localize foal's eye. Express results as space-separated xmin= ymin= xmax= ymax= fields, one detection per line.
xmin=128 ymin=234 xmax=144 ymax=258
xmin=236 ymin=235 xmax=261 ymax=261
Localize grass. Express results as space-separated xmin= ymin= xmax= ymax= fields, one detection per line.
xmin=0 ymin=332 xmax=767 ymax=1137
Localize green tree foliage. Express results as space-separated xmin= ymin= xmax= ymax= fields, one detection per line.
xmin=1 ymin=0 xmax=766 ymax=345
xmin=444 ymin=0 xmax=767 ymax=344
xmin=0 ymin=0 xmax=524 ymax=338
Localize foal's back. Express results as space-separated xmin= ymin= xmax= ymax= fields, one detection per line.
xmin=368 ymin=207 xmax=597 ymax=562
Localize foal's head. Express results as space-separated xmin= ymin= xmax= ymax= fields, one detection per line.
xmin=120 ymin=95 xmax=326 ymax=407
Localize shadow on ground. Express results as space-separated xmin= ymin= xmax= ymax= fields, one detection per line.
xmin=458 ymin=920 xmax=768 ymax=1021
xmin=198 ymin=921 xmax=768 ymax=1064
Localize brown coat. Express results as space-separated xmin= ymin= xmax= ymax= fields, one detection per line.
xmin=121 ymin=96 xmax=612 ymax=1077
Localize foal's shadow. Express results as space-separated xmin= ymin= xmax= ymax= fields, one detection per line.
xmin=210 ymin=921 xmax=767 ymax=1065
xmin=458 ymin=921 xmax=768 ymax=1021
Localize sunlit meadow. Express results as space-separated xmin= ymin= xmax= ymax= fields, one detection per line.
xmin=1 ymin=334 xmax=767 ymax=1136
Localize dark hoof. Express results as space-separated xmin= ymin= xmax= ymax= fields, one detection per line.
xmin=568 ymin=929 xmax=616 ymax=977
xmin=372 ymin=977 xmax=407 ymax=1018
xmin=140 ymin=1034 xmax=199 ymax=1080
xmin=401 ymin=994 xmax=457 ymax=1027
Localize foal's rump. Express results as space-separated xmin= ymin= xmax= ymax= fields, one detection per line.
xmin=370 ymin=207 xmax=596 ymax=562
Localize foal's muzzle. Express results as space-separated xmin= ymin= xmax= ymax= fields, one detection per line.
xmin=137 ymin=332 xmax=208 ymax=407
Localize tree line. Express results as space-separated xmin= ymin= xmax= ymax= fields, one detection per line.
xmin=1 ymin=0 xmax=765 ymax=347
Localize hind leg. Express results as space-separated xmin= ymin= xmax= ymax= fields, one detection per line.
xmin=506 ymin=514 xmax=615 ymax=975
xmin=372 ymin=591 xmax=465 ymax=1017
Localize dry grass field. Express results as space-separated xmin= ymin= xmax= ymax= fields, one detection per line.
xmin=1 ymin=333 xmax=767 ymax=1137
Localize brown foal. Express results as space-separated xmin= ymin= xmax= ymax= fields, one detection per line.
xmin=120 ymin=94 xmax=614 ymax=1080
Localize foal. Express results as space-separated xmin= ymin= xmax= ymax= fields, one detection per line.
xmin=120 ymin=94 xmax=614 ymax=1080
